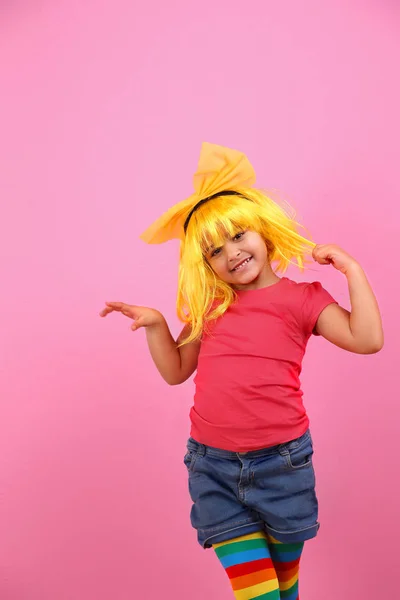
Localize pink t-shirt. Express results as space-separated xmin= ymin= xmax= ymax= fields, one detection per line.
xmin=190 ymin=277 xmax=337 ymax=452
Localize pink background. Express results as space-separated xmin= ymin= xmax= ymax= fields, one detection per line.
xmin=1 ymin=1 xmax=398 ymax=598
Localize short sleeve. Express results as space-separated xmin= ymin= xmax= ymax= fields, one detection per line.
xmin=301 ymin=281 xmax=338 ymax=337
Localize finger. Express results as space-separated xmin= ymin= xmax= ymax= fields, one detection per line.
xmin=312 ymin=249 xmax=323 ymax=261
xmin=312 ymin=251 xmax=331 ymax=265
xmin=105 ymin=302 xmax=125 ymax=311
xmin=106 ymin=302 xmax=140 ymax=317
xmin=131 ymin=317 xmax=144 ymax=331
xmin=317 ymin=253 xmax=332 ymax=264
xmin=122 ymin=306 xmax=141 ymax=319
xmin=99 ymin=306 xmax=114 ymax=317
xmin=313 ymin=246 xmax=330 ymax=260
xmin=313 ymin=244 xmax=326 ymax=255
xmin=312 ymin=245 xmax=323 ymax=257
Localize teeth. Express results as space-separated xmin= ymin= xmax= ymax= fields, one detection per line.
xmin=233 ymin=257 xmax=251 ymax=271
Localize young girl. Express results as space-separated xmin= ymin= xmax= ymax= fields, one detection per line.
xmin=100 ymin=143 xmax=383 ymax=600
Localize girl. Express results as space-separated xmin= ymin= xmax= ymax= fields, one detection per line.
xmin=100 ymin=143 xmax=383 ymax=600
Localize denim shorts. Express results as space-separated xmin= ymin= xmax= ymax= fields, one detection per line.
xmin=183 ymin=429 xmax=319 ymax=548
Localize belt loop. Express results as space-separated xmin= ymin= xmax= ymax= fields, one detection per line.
xmin=197 ymin=443 xmax=206 ymax=457
xmin=278 ymin=443 xmax=288 ymax=456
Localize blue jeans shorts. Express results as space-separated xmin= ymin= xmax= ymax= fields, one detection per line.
xmin=183 ymin=429 xmax=319 ymax=548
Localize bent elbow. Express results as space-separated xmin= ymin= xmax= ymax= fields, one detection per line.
xmin=164 ymin=373 xmax=186 ymax=386
xmin=167 ymin=378 xmax=183 ymax=386
xmin=369 ymin=340 xmax=384 ymax=354
xmin=359 ymin=338 xmax=384 ymax=354
xmin=164 ymin=376 xmax=181 ymax=386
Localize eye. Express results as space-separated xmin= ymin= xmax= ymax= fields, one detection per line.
xmin=233 ymin=231 xmax=245 ymax=241
xmin=211 ymin=247 xmax=222 ymax=257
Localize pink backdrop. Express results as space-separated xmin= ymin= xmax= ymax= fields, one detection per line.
xmin=1 ymin=1 xmax=398 ymax=598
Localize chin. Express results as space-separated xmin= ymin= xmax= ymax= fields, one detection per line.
xmin=229 ymin=271 xmax=261 ymax=286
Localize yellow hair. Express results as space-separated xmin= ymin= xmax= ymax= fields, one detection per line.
xmin=177 ymin=188 xmax=316 ymax=345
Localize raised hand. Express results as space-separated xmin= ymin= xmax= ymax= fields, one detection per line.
xmin=312 ymin=244 xmax=359 ymax=275
xmin=99 ymin=302 xmax=164 ymax=331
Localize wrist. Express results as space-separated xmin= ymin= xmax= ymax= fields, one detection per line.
xmin=149 ymin=312 xmax=167 ymax=329
xmin=343 ymin=261 xmax=363 ymax=278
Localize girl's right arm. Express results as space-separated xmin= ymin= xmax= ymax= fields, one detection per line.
xmin=100 ymin=302 xmax=200 ymax=385
xmin=146 ymin=320 xmax=200 ymax=385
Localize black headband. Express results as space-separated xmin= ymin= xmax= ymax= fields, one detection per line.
xmin=183 ymin=190 xmax=248 ymax=233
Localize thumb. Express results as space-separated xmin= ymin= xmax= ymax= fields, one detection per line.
xmin=131 ymin=316 xmax=145 ymax=331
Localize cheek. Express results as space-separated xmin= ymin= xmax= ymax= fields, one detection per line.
xmin=254 ymin=242 xmax=269 ymax=259
xmin=213 ymin=263 xmax=227 ymax=276
xmin=210 ymin=257 xmax=230 ymax=277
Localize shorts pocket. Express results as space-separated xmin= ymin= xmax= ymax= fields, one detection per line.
xmin=284 ymin=438 xmax=314 ymax=470
xmin=183 ymin=449 xmax=198 ymax=473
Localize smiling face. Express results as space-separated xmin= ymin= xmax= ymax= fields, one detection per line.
xmin=205 ymin=229 xmax=278 ymax=290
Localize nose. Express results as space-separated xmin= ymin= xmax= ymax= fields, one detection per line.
xmin=226 ymin=241 xmax=241 ymax=262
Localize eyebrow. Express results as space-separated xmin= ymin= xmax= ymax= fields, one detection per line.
xmin=204 ymin=243 xmax=219 ymax=255
xmin=203 ymin=224 xmax=247 ymax=254
xmin=204 ymin=230 xmax=242 ymax=254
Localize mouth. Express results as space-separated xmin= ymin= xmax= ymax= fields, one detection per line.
xmin=231 ymin=256 xmax=253 ymax=272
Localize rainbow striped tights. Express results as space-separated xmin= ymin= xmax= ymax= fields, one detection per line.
xmin=213 ymin=531 xmax=303 ymax=600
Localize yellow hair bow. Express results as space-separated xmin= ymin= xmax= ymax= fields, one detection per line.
xmin=140 ymin=142 xmax=256 ymax=244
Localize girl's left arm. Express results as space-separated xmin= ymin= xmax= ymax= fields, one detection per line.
xmin=312 ymin=244 xmax=384 ymax=355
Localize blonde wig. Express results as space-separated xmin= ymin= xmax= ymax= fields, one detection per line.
xmin=140 ymin=143 xmax=316 ymax=345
